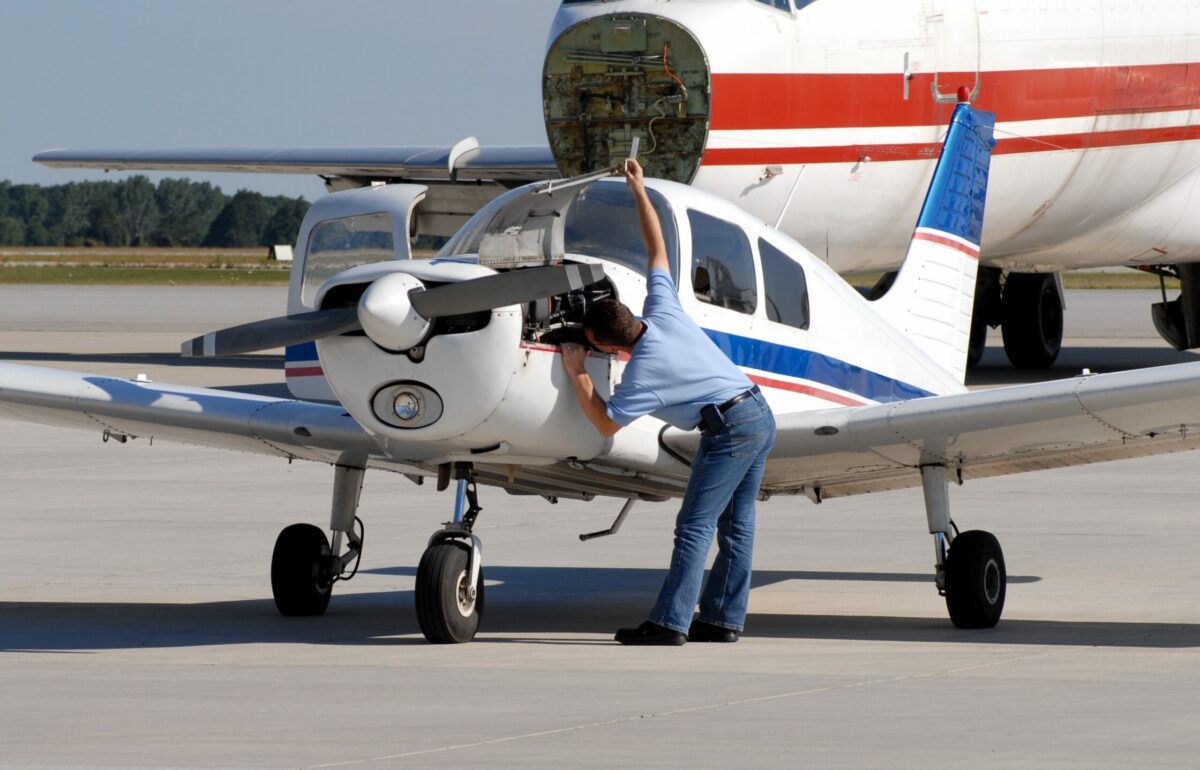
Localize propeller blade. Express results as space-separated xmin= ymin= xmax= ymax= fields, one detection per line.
xmin=180 ymin=307 xmax=361 ymax=358
xmin=409 ymin=263 xmax=606 ymax=318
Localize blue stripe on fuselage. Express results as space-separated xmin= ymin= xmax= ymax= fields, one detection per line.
xmin=286 ymin=342 xmax=319 ymax=362
xmin=289 ymin=330 xmax=928 ymax=403
xmin=703 ymin=328 xmax=933 ymax=403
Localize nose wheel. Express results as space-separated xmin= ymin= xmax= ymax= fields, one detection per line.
xmin=416 ymin=539 xmax=486 ymax=643
xmin=416 ymin=465 xmax=486 ymax=643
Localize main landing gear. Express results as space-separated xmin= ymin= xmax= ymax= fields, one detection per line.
xmin=271 ymin=464 xmax=365 ymax=616
xmin=968 ymin=269 xmax=1063 ymax=370
xmin=921 ymin=465 xmax=1006 ymax=628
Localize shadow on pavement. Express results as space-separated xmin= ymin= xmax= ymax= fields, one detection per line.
xmin=6 ymin=565 xmax=1192 ymax=652
xmin=968 ymin=345 xmax=1200 ymax=387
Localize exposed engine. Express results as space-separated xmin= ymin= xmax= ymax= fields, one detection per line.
xmin=522 ymin=265 xmax=618 ymax=347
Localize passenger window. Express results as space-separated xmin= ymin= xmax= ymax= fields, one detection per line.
xmin=302 ymin=212 xmax=394 ymax=305
xmin=754 ymin=0 xmax=792 ymax=10
xmin=759 ymin=238 xmax=810 ymax=330
xmin=687 ymin=210 xmax=757 ymax=315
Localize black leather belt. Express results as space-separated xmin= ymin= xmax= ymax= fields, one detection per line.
xmin=717 ymin=385 xmax=760 ymax=414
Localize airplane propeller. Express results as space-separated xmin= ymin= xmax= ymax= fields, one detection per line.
xmin=180 ymin=262 xmax=606 ymax=358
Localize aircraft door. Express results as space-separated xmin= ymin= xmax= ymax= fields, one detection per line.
xmin=925 ymin=0 xmax=980 ymax=103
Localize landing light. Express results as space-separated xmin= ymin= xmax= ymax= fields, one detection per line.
xmin=371 ymin=381 xmax=444 ymax=429
xmin=393 ymin=391 xmax=421 ymax=421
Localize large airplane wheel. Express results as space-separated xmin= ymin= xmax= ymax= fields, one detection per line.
xmin=271 ymin=523 xmax=333 ymax=616
xmin=416 ymin=542 xmax=485 ymax=643
xmin=944 ymin=530 xmax=1006 ymax=629
xmin=966 ymin=315 xmax=988 ymax=369
xmin=1001 ymin=273 xmax=1062 ymax=369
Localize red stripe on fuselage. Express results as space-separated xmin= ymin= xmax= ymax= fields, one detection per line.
xmin=702 ymin=124 xmax=1200 ymax=166
xmin=747 ymin=374 xmax=866 ymax=407
xmin=286 ymin=366 xmax=324 ymax=378
xmin=912 ymin=231 xmax=980 ymax=259
xmin=710 ymin=64 xmax=1200 ymax=131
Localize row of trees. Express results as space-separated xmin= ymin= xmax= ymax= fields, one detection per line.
xmin=0 ymin=177 xmax=310 ymax=248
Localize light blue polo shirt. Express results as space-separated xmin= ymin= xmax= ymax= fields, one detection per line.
xmin=606 ymin=268 xmax=753 ymax=430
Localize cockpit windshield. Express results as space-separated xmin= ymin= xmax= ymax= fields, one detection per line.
xmin=563 ymin=184 xmax=679 ymax=280
xmin=438 ymin=181 xmax=679 ymax=280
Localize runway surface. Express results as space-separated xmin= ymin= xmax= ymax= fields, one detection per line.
xmin=1 ymin=286 xmax=1198 ymax=768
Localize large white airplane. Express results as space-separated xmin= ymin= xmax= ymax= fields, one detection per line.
xmin=7 ymin=99 xmax=1200 ymax=643
xmin=33 ymin=0 xmax=1200 ymax=371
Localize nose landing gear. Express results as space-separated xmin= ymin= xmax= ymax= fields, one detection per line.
xmin=416 ymin=464 xmax=486 ymax=643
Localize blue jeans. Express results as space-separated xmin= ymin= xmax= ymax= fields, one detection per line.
xmin=648 ymin=391 xmax=776 ymax=633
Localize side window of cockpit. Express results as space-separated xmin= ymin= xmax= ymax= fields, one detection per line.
xmin=759 ymin=238 xmax=810 ymax=330
xmin=754 ymin=0 xmax=792 ymax=10
xmin=687 ymin=210 xmax=757 ymax=315
xmin=563 ymin=185 xmax=680 ymax=282
xmin=301 ymin=212 xmax=395 ymax=306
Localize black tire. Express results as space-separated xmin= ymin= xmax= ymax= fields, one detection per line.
xmin=966 ymin=314 xmax=987 ymax=369
xmin=271 ymin=523 xmax=333 ymax=616
xmin=1001 ymin=273 xmax=1062 ymax=369
xmin=944 ymin=530 xmax=1006 ymax=629
xmin=415 ymin=541 xmax=485 ymax=643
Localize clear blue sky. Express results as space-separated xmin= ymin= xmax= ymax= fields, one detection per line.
xmin=0 ymin=1 xmax=564 ymax=200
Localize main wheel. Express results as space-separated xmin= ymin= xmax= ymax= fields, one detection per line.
xmin=1001 ymin=273 xmax=1062 ymax=369
xmin=415 ymin=541 xmax=485 ymax=643
xmin=271 ymin=523 xmax=333 ymax=616
xmin=944 ymin=530 xmax=1006 ymax=629
xmin=966 ymin=314 xmax=988 ymax=369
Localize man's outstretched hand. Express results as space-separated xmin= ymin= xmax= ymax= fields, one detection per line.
xmin=620 ymin=158 xmax=645 ymax=192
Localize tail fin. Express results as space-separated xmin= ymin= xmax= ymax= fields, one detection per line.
xmin=873 ymin=97 xmax=996 ymax=383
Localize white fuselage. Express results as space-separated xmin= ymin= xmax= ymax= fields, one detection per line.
xmin=548 ymin=0 xmax=1200 ymax=273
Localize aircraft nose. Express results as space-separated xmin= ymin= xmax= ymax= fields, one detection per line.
xmin=543 ymin=13 xmax=709 ymax=184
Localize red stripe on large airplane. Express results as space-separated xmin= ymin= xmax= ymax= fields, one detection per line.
xmin=748 ymin=374 xmax=866 ymax=407
xmin=912 ymin=231 xmax=980 ymax=259
xmin=702 ymin=124 xmax=1200 ymax=166
xmin=711 ymin=64 xmax=1200 ymax=131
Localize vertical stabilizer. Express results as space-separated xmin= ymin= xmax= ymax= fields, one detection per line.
xmin=873 ymin=98 xmax=996 ymax=383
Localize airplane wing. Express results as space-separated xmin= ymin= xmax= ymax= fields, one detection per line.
xmin=32 ymin=143 xmax=558 ymax=184
xmin=0 ymin=363 xmax=431 ymax=470
xmin=663 ymin=362 xmax=1200 ymax=501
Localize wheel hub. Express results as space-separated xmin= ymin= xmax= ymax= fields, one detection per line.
xmin=983 ymin=558 xmax=1001 ymax=604
xmin=455 ymin=569 xmax=477 ymax=617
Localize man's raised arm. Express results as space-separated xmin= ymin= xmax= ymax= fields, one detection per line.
xmin=621 ymin=159 xmax=670 ymax=276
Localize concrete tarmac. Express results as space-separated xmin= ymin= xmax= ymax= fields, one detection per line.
xmin=1 ymin=286 xmax=1199 ymax=768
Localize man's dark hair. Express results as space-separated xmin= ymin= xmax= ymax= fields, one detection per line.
xmin=583 ymin=299 xmax=642 ymax=347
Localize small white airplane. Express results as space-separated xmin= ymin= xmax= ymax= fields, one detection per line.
xmin=7 ymin=98 xmax=1200 ymax=643
xmin=33 ymin=0 xmax=1200 ymax=370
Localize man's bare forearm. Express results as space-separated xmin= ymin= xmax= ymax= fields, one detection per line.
xmin=569 ymin=370 xmax=621 ymax=438
xmin=623 ymin=159 xmax=670 ymax=275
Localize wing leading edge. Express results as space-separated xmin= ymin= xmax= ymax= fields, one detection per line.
xmin=32 ymin=144 xmax=559 ymax=184
xmin=663 ymin=362 xmax=1200 ymax=500
xmin=0 ymin=363 xmax=397 ymax=468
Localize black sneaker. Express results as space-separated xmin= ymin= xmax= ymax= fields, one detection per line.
xmin=615 ymin=621 xmax=687 ymax=646
xmin=688 ymin=620 xmax=739 ymax=643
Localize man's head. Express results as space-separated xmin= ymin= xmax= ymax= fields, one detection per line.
xmin=582 ymin=299 xmax=642 ymax=353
